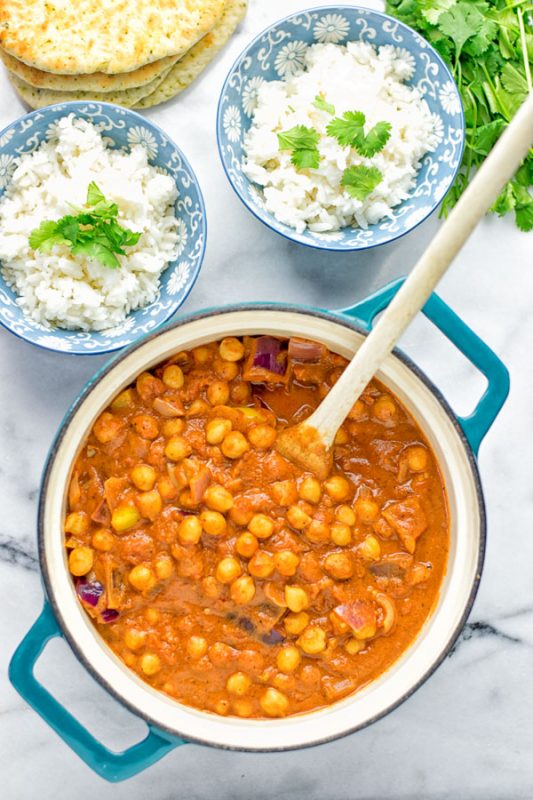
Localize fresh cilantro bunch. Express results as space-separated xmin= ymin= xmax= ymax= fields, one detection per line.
xmin=386 ymin=0 xmax=533 ymax=231
xmin=29 ymin=182 xmax=142 ymax=268
xmin=277 ymin=97 xmax=392 ymax=201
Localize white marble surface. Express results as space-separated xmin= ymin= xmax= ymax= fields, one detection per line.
xmin=1 ymin=1 xmax=532 ymax=797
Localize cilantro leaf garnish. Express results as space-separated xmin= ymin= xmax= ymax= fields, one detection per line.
xmin=327 ymin=112 xmax=391 ymax=156
xmin=386 ymin=0 xmax=533 ymax=232
xmin=29 ymin=183 xmax=141 ymax=268
xmin=278 ymin=125 xmax=320 ymax=170
xmin=357 ymin=121 xmax=392 ymax=157
xmin=326 ymin=111 xmax=366 ymax=148
xmin=341 ymin=165 xmax=383 ymax=200
xmin=313 ymin=94 xmax=336 ymax=115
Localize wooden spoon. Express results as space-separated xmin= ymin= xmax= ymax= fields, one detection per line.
xmin=277 ymin=94 xmax=533 ymax=479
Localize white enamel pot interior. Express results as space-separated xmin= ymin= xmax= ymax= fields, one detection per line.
xmin=39 ymin=306 xmax=484 ymax=751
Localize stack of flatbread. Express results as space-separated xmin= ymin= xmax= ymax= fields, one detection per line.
xmin=0 ymin=0 xmax=247 ymax=109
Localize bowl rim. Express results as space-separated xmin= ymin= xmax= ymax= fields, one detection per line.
xmin=216 ymin=3 xmax=466 ymax=252
xmin=37 ymin=302 xmax=485 ymax=750
xmin=0 ymin=100 xmax=207 ymax=356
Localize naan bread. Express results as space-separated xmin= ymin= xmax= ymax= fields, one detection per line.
xmin=136 ymin=0 xmax=247 ymax=109
xmin=9 ymin=64 xmax=174 ymax=109
xmin=0 ymin=48 xmax=179 ymax=92
xmin=0 ymin=0 xmax=225 ymax=75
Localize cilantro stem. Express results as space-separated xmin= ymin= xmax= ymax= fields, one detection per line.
xmin=517 ymin=8 xmax=533 ymax=93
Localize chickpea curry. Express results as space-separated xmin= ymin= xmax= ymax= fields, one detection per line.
xmin=65 ymin=334 xmax=449 ymax=719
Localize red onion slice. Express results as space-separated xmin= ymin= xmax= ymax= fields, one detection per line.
xmin=76 ymin=579 xmax=104 ymax=607
xmin=288 ymin=337 xmax=325 ymax=362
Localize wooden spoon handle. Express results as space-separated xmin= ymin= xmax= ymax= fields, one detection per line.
xmin=309 ymin=93 xmax=533 ymax=446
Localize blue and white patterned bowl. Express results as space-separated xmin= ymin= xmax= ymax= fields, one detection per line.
xmin=217 ymin=5 xmax=465 ymax=252
xmin=0 ymin=102 xmax=206 ymax=355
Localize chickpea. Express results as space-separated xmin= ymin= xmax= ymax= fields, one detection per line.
xmin=349 ymin=399 xmax=366 ymax=420
xmin=335 ymin=505 xmax=356 ymax=526
xmin=406 ymin=446 xmax=428 ymax=472
xmin=233 ymin=698 xmax=254 ymax=718
xmin=270 ymin=480 xmax=298 ymax=506
xmin=214 ymin=699 xmax=231 ymax=716
xmin=334 ymin=426 xmax=349 ymax=445
xmin=230 ymin=500 xmax=253 ymax=527
xmin=132 ymin=414 xmax=159 ymax=440
xmin=355 ymin=496 xmax=380 ymax=524
xmin=287 ymin=505 xmax=312 ymax=530
xmin=248 ymin=424 xmax=277 ymax=450
xmin=205 ymin=417 xmax=232 ymax=445
xmin=231 ymin=381 xmax=251 ymax=404
xmin=248 ymin=550 xmax=275 ymax=578
xmin=128 ymin=564 xmax=156 ymax=592
xmin=140 ymin=653 xmax=161 ymax=676
xmin=164 ymin=436 xmax=191 ymax=462
xmin=324 ymin=552 xmax=354 ymax=580
xmin=285 ymin=585 xmax=309 ymax=613
xmin=297 ymin=626 xmax=327 ymax=655
xmin=64 ymin=511 xmax=89 ymax=535
xmin=345 ymin=638 xmax=365 ymax=655
xmin=213 ymin=357 xmax=239 ymax=381
xmin=136 ymin=372 xmax=164 ymax=401
xmin=221 ymin=431 xmax=249 ymax=459
xmin=276 ymin=646 xmax=301 ymax=673
xmin=187 ymin=635 xmax=208 ymax=659
xmin=248 ymin=513 xmax=274 ymax=540
xmin=306 ymin=519 xmax=330 ymax=543
xmin=274 ymin=550 xmax=300 ymax=577
xmin=200 ymin=510 xmax=227 ymax=537
xmin=230 ymin=575 xmax=256 ymax=604
xmin=162 ymin=365 xmax=184 ymax=389
xmin=235 ymin=532 xmax=258 ymax=559
xmin=298 ymin=476 xmax=322 ymax=504
xmin=111 ymin=504 xmax=140 ymax=532
xmin=207 ymin=380 xmax=230 ymax=406
xmin=92 ymin=529 xmax=114 ymax=552
xmin=93 ymin=412 xmax=124 ymax=444
xmin=219 ymin=337 xmax=245 ymax=362
xmin=130 ymin=464 xmax=156 ymax=492
xmin=226 ymin=671 xmax=251 ymax=695
xmin=373 ymin=395 xmax=397 ymax=422
xmin=111 ymin=388 xmax=135 ymax=411
xmin=124 ymin=628 xmax=147 ymax=651
xmin=192 ymin=346 xmax=212 ymax=365
xmin=68 ymin=546 xmax=94 ymax=576
xmin=209 ymin=641 xmax=235 ymax=666
xmin=260 ymin=687 xmax=289 ymax=717
xmin=216 ymin=556 xmax=242 ymax=584
xmin=154 ymin=554 xmax=174 ymax=580
xmin=330 ymin=522 xmax=352 ymax=547
xmin=145 ymin=608 xmax=160 ymax=624
xmin=135 ymin=489 xmax=162 ymax=520
xmin=157 ymin=476 xmax=178 ymax=501
xmin=178 ymin=515 xmax=202 ymax=544
xmin=204 ymin=484 xmax=234 ymax=513
xmin=359 ymin=534 xmax=381 ymax=561
xmin=324 ymin=475 xmax=351 ymax=501
xmin=162 ymin=418 xmax=185 ymax=437
xmin=284 ymin=611 xmax=309 ymax=635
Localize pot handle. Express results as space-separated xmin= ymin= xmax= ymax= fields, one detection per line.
xmin=338 ymin=278 xmax=509 ymax=455
xmin=9 ymin=602 xmax=184 ymax=782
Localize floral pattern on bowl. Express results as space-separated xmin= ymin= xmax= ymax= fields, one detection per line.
xmin=0 ymin=102 xmax=206 ymax=355
xmin=217 ymin=5 xmax=465 ymax=252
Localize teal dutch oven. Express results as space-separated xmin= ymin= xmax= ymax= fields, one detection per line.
xmin=9 ymin=279 xmax=509 ymax=781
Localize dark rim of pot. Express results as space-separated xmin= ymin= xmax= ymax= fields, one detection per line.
xmin=37 ymin=303 xmax=486 ymax=752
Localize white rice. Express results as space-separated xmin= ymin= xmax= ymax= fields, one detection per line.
xmin=0 ymin=115 xmax=180 ymax=331
xmin=243 ymin=42 xmax=441 ymax=233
